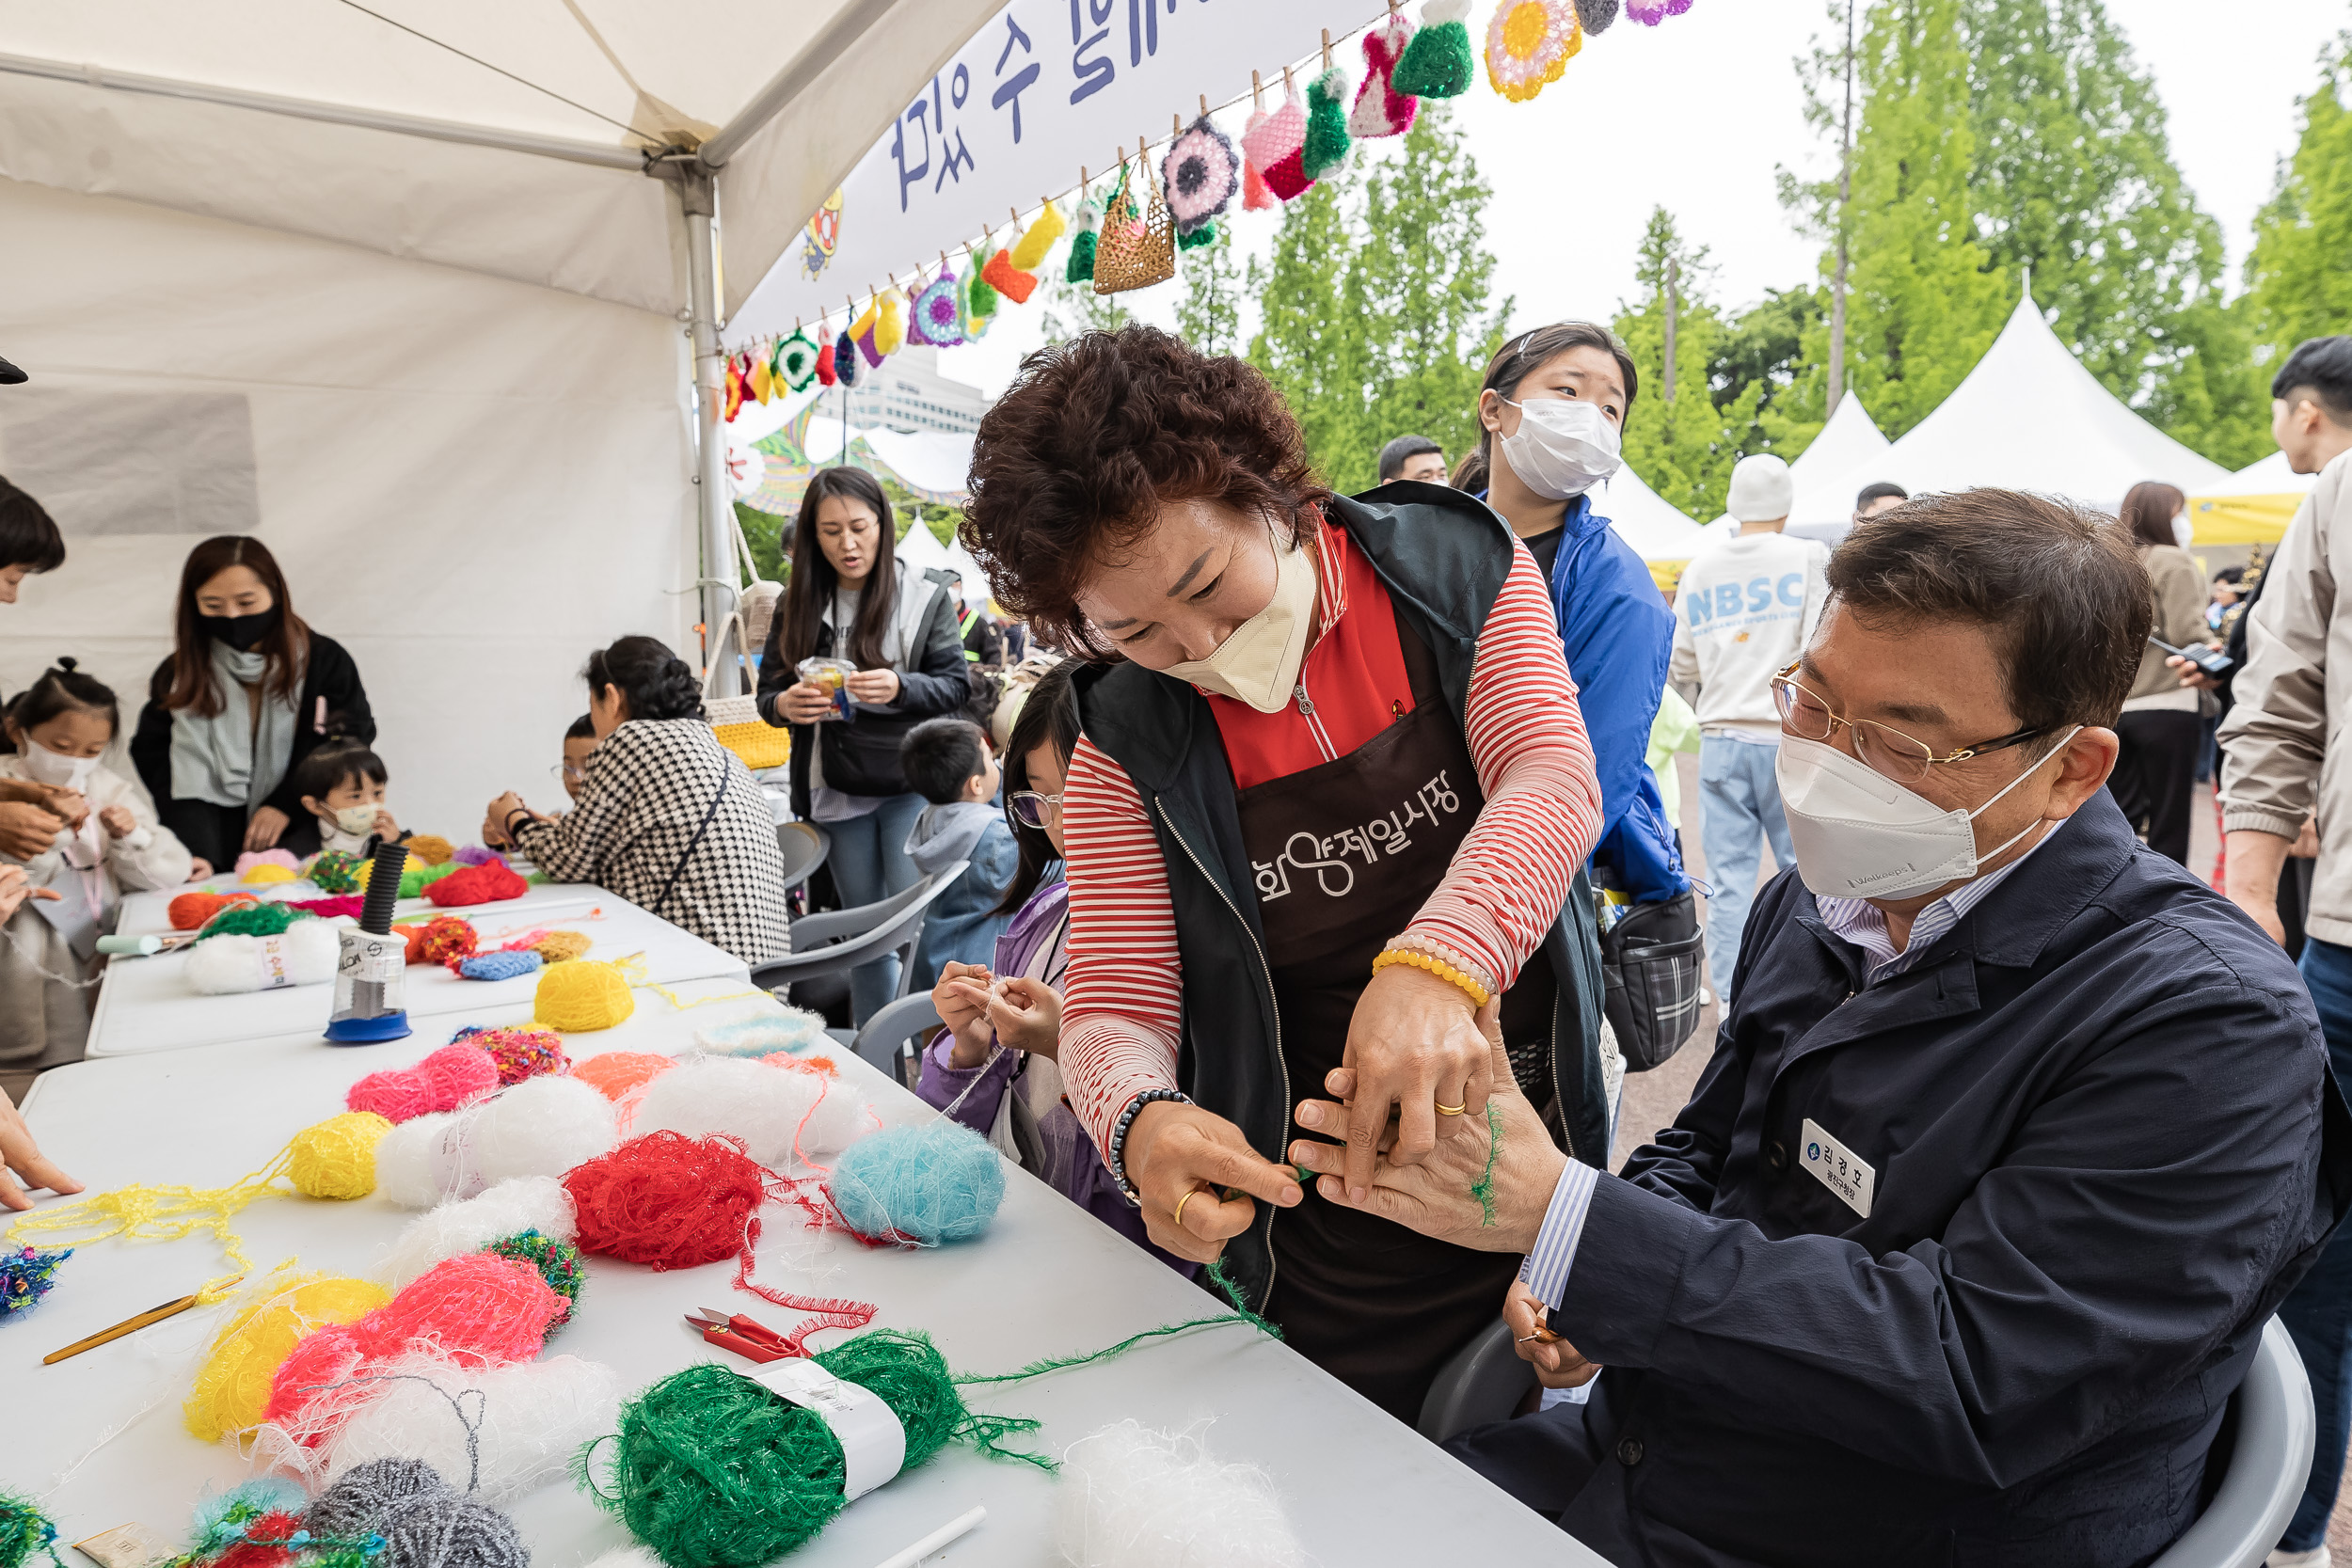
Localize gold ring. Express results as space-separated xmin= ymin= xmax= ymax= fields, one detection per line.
xmin=1435 ymin=1101 xmax=1468 ymax=1117
xmin=1173 ymin=1188 xmax=1203 ymax=1230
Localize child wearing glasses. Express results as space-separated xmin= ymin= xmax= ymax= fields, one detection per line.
xmin=556 ymin=714 xmax=596 ymax=807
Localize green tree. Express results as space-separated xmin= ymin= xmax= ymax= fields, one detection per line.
xmin=1837 ymin=0 xmax=2009 ymax=436
xmin=1036 ymin=255 xmax=1132 ymax=344
xmin=1248 ymin=179 xmax=1372 ymax=488
xmin=1613 ymin=209 xmax=1761 ymax=519
xmin=1176 ymin=227 xmax=1243 ymax=355
xmin=1712 ymin=285 xmax=1829 ymax=456
xmin=2248 ymin=35 xmax=2352 ymax=368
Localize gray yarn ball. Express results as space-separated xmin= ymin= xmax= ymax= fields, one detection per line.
xmin=305 ymin=1458 xmax=449 ymax=1541
xmin=378 ymin=1496 xmax=528 ymax=1568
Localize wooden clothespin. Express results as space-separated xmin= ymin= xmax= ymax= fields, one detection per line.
xmin=1388 ymin=0 xmax=1400 ymax=15
xmin=1252 ymin=70 xmax=1264 ymax=111
xmin=1281 ymin=63 xmax=1294 ymax=97
xmin=1079 ymin=165 xmax=1089 ymax=189
xmin=1200 ymin=93 xmax=1210 ymax=118
xmin=1010 ymin=204 xmax=1023 ymax=227
xmin=1173 ymin=111 xmax=1182 ymax=136
xmin=1321 ymin=28 xmax=1333 ymax=71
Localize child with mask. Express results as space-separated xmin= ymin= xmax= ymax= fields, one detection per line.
xmin=0 ymin=659 xmax=193 ymax=1098
xmin=292 ymin=739 xmax=404 ymax=857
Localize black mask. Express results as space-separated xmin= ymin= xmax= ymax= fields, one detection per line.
xmin=199 ymin=605 xmax=280 ymax=651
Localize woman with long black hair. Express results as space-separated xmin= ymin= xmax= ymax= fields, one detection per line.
xmin=757 ymin=467 xmax=970 ymax=1022
xmin=2107 ymin=480 xmax=2208 ymax=864
xmin=132 ymin=535 xmax=373 ymax=871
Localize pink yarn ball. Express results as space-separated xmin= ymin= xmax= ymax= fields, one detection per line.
xmin=345 ymin=1044 xmax=499 ymax=1123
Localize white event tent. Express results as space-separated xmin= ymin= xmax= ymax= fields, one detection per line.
xmin=1597 ymin=464 xmax=1708 ymax=565
xmin=1698 ymin=390 xmax=1894 ymax=549
xmin=0 ymin=1 xmax=1003 ymax=833
xmin=2188 ymin=450 xmax=2313 ymax=545
xmin=1788 ymin=286 xmax=2231 ymax=531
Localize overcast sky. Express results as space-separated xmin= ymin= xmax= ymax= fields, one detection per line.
xmin=930 ymin=0 xmax=2346 ymax=398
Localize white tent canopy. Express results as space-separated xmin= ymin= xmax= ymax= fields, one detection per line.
xmin=0 ymin=0 xmax=1005 ymax=834
xmin=1597 ymin=464 xmax=1708 ymax=562
xmin=2206 ymin=451 xmax=2311 ymax=499
xmin=1790 ymin=287 xmax=2231 ymax=530
xmin=1788 ymin=390 xmax=1892 ymax=491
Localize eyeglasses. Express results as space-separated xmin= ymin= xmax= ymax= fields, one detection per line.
xmin=1770 ymin=663 xmax=2052 ymax=784
xmin=1009 ymin=789 xmax=1062 ymax=829
xmin=550 ymin=762 xmax=590 ymax=785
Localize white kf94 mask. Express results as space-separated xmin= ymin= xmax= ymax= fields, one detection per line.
xmin=1774 ymin=729 xmax=2076 ymax=902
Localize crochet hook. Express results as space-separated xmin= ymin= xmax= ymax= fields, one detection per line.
xmin=45 ymin=1289 xmax=211 ymax=1365
xmin=869 ymin=1506 xmax=984 ymax=1568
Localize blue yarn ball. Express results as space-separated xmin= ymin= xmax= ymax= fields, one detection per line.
xmin=458 ymin=950 xmax=542 ymax=981
xmin=829 ymin=1121 xmax=1005 ymax=1245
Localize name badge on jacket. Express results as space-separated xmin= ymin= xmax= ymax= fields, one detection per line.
xmin=1800 ymin=1117 xmax=1874 ymax=1218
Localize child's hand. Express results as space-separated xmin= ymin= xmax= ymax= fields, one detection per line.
xmin=98 ymin=805 xmax=136 ymax=840
xmin=931 ymin=961 xmax=995 ymax=1069
xmin=987 ymin=976 xmax=1063 ymax=1060
xmin=37 ymin=786 xmax=88 ymax=832
xmin=186 ymin=858 xmax=213 ymax=882
xmin=373 ymin=808 xmax=400 ymax=839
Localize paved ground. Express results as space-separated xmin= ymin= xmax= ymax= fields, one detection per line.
xmin=1613 ymin=764 xmax=2351 ymax=1553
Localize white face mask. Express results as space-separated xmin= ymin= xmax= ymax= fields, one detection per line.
xmin=2172 ymin=511 xmax=2194 ymax=550
xmin=22 ymin=739 xmax=100 ymax=791
xmin=1497 ymin=396 xmax=1623 ymax=499
xmin=1159 ymin=525 xmax=1318 ymax=715
xmin=1774 ymin=729 xmax=2076 ymax=902
xmin=333 ymin=803 xmax=382 ymax=837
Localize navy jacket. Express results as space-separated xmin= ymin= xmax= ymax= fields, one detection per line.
xmin=1550 ymin=792 xmax=2350 ymax=1565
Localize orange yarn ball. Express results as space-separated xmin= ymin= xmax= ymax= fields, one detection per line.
xmin=169 ymin=891 xmax=256 ymax=930
xmin=413 ymin=915 xmax=477 ymax=967
xmin=574 ymin=1052 xmax=675 ymax=1103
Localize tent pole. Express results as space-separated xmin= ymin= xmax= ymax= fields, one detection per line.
xmin=679 ymin=168 xmax=743 ymax=696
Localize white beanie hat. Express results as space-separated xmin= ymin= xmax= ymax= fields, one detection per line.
xmin=1726 ymin=453 xmax=1794 ymax=523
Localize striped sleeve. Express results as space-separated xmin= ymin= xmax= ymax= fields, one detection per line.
xmin=1403 ymin=543 xmax=1603 ymax=990
xmin=1057 ymin=736 xmax=1184 ymax=1159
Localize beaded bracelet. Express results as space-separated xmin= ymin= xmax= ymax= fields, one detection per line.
xmin=1107 ymin=1087 xmax=1193 ymax=1203
xmin=1372 ymin=947 xmax=1492 ymax=1008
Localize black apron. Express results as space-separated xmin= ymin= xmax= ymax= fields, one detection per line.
xmin=1236 ymin=610 xmax=1557 ymax=1420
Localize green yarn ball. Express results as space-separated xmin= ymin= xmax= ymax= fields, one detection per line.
xmin=0 ymin=1491 xmax=58 ymax=1568
xmin=195 ymin=902 xmax=309 ymax=942
xmin=590 ymin=1331 xmax=1044 ymax=1568
xmin=1391 ymin=19 xmax=1474 ymax=98
xmin=399 ymin=861 xmax=460 ymax=900
xmin=484 ymin=1229 xmax=583 ymax=1325
xmin=1064 ymin=229 xmax=1098 ymax=283
xmin=1303 ymin=67 xmax=1353 ymax=179
xmin=309 ymin=849 xmax=364 ymax=895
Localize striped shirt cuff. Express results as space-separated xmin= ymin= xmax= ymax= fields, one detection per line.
xmin=1518 ymin=1159 xmax=1603 ymax=1311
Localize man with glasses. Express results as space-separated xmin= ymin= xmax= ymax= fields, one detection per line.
xmin=1290 ymin=490 xmax=2349 ymax=1565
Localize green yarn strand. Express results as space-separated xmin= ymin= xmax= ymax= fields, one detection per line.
xmin=952 ymin=1310 xmax=1275 ymax=1387
xmin=1470 ymin=1101 xmax=1505 ymax=1227
xmin=1065 ymin=230 xmax=1099 ymax=282
xmin=1391 ymin=20 xmax=1474 ymax=98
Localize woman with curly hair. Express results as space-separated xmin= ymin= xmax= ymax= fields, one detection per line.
xmin=960 ymin=325 xmax=1608 ymax=1418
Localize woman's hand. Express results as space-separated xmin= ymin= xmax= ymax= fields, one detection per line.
xmin=1123 ymin=1099 xmax=1301 ymax=1264
xmin=1503 ymin=1279 xmax=1599 ymax=1389
xmin=1292 ymin=1000 xmax=1564 ymax=1254
xmin=98 ymin=805 xmax=136 ymax=840
xmin=987 ymin=976 xmax=1063 ymax=1059
xmin=0 ymin=801 xmax=63 ymax=860
xmin=245 ymin=804 xmax=290 ymax=850
xmin=0 ymin=865 xmax=58 ymax=925
xmin=933 ymin=961 xmax=996 ymax=1069
xmin=843 ymin=668 xmax=901 ymax=705
xmin=778 ymin=683 xmax=836 ymax=724
xmin=185 ymin=858 xmax=214 ymax=882
xmin=1334 ymin=958 xmax=1495 ymax=1200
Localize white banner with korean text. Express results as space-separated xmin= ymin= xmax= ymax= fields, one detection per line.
xmin=724 ymin=0 xmax=1380 ymax=347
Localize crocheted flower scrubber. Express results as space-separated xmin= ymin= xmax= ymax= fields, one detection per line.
xmin=1627 ymin=0 xmax=1689 ymax=22
xmin=1486 ymin=0 xmax=1582 ymax=100
xmin=1392 ymin=0 xmax=1475 ymax=97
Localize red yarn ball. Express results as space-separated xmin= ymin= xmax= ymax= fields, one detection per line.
xmin=345 ymin=1042 xmax=498 ymax=1122
xmin=263 ymin=1252 xmax=562 ymax=1445
xmin=453 ymin=1024 xmax=570 ymax=1087
xmin=425 ymin=861 xmax=528 ymax=908
xmin=563 ymin=1131 xmax=769 ymax=1270
xmin=413 ymin=915 xmax=477 ymax=967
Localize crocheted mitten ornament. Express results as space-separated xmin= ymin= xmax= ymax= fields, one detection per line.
xmin=1393 ymin=0 xmax=1474 ymax=98
xmin=1303 ymin=68 xmax=1353 ymax=180
xmin=965 ymin=257 xmax=999 ymax=320
xmin=848 ymin=302 xmax=883 ymax=367
xmin=1486 ymin=0 xmax=1581 ymax=103
xmin=723 ymin=358 xmax=745 ymax=420
xmin=1065 ymin=203 xmax=1101 ymax=282
xmin=979 ymin=248 xmax=1038 ymax=305
xmin=1350 ymin=14 xmax=1420 ymax=138
xmin=1243 ymin=92 xmax=1312 ymax=201
xmin=1161 ymin=118 xmax=1239 ymax=236
xmin=874 ymin=290 xmax=907 ymax=356
xmin=749 ymin=354 xmax=774 ymax=404
xmin=1575 ymin=0 xmax=1621 ymax=32
xmin=815 ymin=338 xmax=836 ymax=387
xmin=1239 ymin=110 xmax=1277 ymax=211
xmin=775 ymin=331 xmax=817 ymax=391
xmin=1627 ymin=0 xmax=1690 ymax=22
xmin=1009 ymin=202 xmax=1067 ymax=272
xmin=833 ymin=331 xmax=859 ymax=388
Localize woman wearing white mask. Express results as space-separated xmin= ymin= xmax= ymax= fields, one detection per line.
xmin=0 ymin=660 xmax=192 ymax=1100
xmin=960 ymin=325 xmax=1611 ymax=1420
xmin=1454 ymin=325 xmax=1696 ymax=1075
xmin=2106 ymin=481 xmax=2206 ymax=865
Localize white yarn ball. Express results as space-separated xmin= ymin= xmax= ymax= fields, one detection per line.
xmin=378 ymin=1176 xmax=578 ymax=1291
xmin=576 ymin=1550 xmax=663 ymax=1568
xmin=469 ymin=1075 xmax=617 ymax=1187
xmin=183 ymin=920 xmax=342 ymax=995
xmin=373 ymin=1111 xmax=476 ymax=1210
xmin=692 ymin=1008 xmax=833 ymax=1057
xmin=632 ymin=1055 xmax=869 ymax=1164
xmin=1056 ymin=1420 xmax=1304 ymax=1568
xmin=318 ymin=1352 xmax=620 ymax=1505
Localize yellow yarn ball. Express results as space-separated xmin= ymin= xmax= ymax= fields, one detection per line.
xmin=285 ymin=1111 xmax=392 ymax=1200
xmin=243 ymin=863 xmax=297 ymax=885
xmin=405 ymin=834 xmax=454 ymax=866
xmin=183 ymin=1273 xmax=389 ymax=1442
xmin=532 ymin=930 xmax=592 ymax=965
xmin=535 ymin=959 xmax=634 ymax=1032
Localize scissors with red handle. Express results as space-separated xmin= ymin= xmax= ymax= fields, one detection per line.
xmin=686 ymin=1307 xmax=797 ymax=1363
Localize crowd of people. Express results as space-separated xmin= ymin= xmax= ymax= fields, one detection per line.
xmin=3 ymin=323 xmax=2352 ymax=1562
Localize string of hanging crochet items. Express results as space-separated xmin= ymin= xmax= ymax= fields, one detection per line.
xmin=1093 ymin=153 xmax=1173 ymax=294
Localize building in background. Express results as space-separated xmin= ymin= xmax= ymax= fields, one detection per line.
xmin=842 ymin=345 xmax=989 ymax=436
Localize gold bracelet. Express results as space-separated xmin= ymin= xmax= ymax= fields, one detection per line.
xmin=1372 ymin=947 xmax=1491 ymax=1008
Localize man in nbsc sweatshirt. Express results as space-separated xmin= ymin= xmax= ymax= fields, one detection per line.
xmin=1670 ymin=454 xmax=1830 ymax=1004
